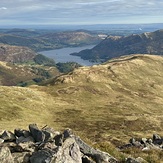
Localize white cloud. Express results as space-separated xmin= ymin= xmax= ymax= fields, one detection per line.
xmin=0 ymin=7 xmax=7 ymax=10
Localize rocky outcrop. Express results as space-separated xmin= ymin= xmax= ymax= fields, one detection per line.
xmin=0 ymin=124 xmax=117 ymax=163
xmin=119 ymin=134 xmax=163 ymax=151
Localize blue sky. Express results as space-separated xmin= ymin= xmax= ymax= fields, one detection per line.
xmin=0 ymin=0 xmax=163 ymax=25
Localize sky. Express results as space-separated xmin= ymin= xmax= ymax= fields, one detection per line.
xmin=0 ymin=0 xmax=163 ymax=26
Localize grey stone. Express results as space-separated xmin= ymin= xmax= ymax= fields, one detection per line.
xmin=29 ymin=124 xmax=45 ymax=142
xmin=1 ymin=130 xmax=16 ymax=142
xmin=14 ymin=142 xmax=35 ymax=153
xmin=63 ymin=128 xmax=74 ymax=139
xmin=16 ymin=136 xmax=34 ymax=144
xmin=129 ymin=138 xmax=136 ymax=144
xmin=126 ymin=157 xmax=140 ymax=163
xmin=74 ymin=136 xmax=117 ymax=163
xmin=14 ymin=128 xmax=31 ymax=138
xmin=30 ymin=149 xmax=54 ymax=163
xmin=153 ymin=134 xmax=161 ymax=141
xmin=0 ymin=138 xmax=4 ymax=144
xmin=42 ymin=127 xmax=60 ymax=142
xmin=54 ymin=137 xmax=82 ymax=163
xmin=0 ymin=146 xmax=14 ymax=163
xmin=12 ymin=152 xmax=31 ymax=163
xmin=141 ymin=138 xmax=147 ymax=144
xmin=82 ymin=155 xmax=96 ymax=163
xmin=54 ymin=134 xmax=63 ymax=146
xmin=126 ymin=157 xmax=147 ymax=163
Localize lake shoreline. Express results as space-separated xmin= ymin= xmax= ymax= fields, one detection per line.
xmin=40 ymin=44 xmax=98 ymax=66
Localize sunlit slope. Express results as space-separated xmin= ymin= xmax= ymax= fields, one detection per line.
xmin=47 ymin=54 xmax=163 ymax=142
xmin=0 ymin=54 xmax=163 ymax=146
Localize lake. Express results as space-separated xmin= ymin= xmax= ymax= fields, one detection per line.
xmin=40 ymin=45 xmax=96 ymax=66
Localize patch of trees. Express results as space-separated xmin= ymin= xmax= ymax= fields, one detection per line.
xmin=56 ymin=62 xmax=81 ymax=73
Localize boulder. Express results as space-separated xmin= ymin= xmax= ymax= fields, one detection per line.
xmin=74 ymin=136 xmax=118 ymax=163
xmin=14 ymin=128 xmax=31 ymax=138
xmin=42 ymin=127 xmax=60 ymax=142
xmin=16 ymin=136 xmax=34 ymax=144
xmin=29 ymin=124 xmax=45 ymax=142
xmin=141 ymin=138 xmax=147 ymax=144
xmin=153 ymin=134 xmax=163 ymax=145
xmin=0 ymin=146 xmax=14 ymax=163
xmin=54 ymin=134 xmax=63 ymax=146
xmin=54 ymin=137 xmax=82 ymax=163
xmin=1 ymin=130 xmax=16 ymax=142
xmin=30 ymin=149 xmax=54 ymax=163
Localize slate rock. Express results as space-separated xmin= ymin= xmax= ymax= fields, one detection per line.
xmin=0 ymin=138 xmax=4 ymax=144
xmin=42 ymin=127 xmax=60 ymax=142
xmin=141 ymin=138 xmax=147 ymax=144
xmin=0 ymin=146 xmax=14 ymax=163
xmin=1 ymin=130 xmax=16 ymax=142
xmin=153 ymin=134 xmax=161 ymax=141
xmin=63 ymin=128 xmax=73 ymax=139
xmin=16 ymin=136 xmax=34 ymax=144
xmin=74 ymin=136 xmax=117 ymax=163
xmin=30 ymin=149 xmax=54 ymax=163
xmin=29 ymin=124 xmax=45 ymax=142
xmin=153 ymin=134 xmax=163 ymax=145
xmin=54 ymin=137 xmax=82 ymax=163
xmin=82 ymin=155 xmax=96 ymax=163
xmin=54 ymin=134 xmax=63 ymax=146
xmin=14 ymin=128 xmax=31 ymax=138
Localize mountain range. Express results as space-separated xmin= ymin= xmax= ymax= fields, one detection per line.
xmin=0 ymin=29 xmax=102 ymax=52
xmin=72 ymin=29 xmax=163 ymax=62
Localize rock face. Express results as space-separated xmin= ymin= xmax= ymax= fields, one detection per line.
xmin=72 ymin=29 xmax=163 ymax=62
xmin=0 ymin=124 xmax=117 ymax=163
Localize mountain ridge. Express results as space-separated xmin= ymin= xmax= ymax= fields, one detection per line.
xmin=71 ymin=29 xmax=163 ymax=61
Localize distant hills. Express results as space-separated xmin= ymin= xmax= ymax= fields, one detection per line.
xmin=0 ymin=44 xmax=59 ymax=86
xmin=0 ymin=29 xmax=102 ymax=52
xmin=71 ymin=29 xmax=163 ymax=62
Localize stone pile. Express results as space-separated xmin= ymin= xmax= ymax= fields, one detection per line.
xmin=119 ymin=133 xmax=163 ymax=151
xmin=0 ymin=124 xmax=117 ymax=163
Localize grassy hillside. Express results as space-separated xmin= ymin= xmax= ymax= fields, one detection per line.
xmin=0 ymin=61 xmax=59 ymax=86
xmin=0 ymin=54 xmax=163 ymax=161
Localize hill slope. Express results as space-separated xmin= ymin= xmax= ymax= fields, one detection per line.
xmin=72 ymin=29 xmax=163 ymax=61
xmin=0 ymin=44 xmax=36 ymax=63
xmin=0 ymin=44 xmax=59 ymax=86
xmin=0 ymin=54 xmax=163 ymax=160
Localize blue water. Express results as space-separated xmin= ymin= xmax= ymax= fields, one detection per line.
xmin=40 ymin=45 xmax=96 ymax=66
